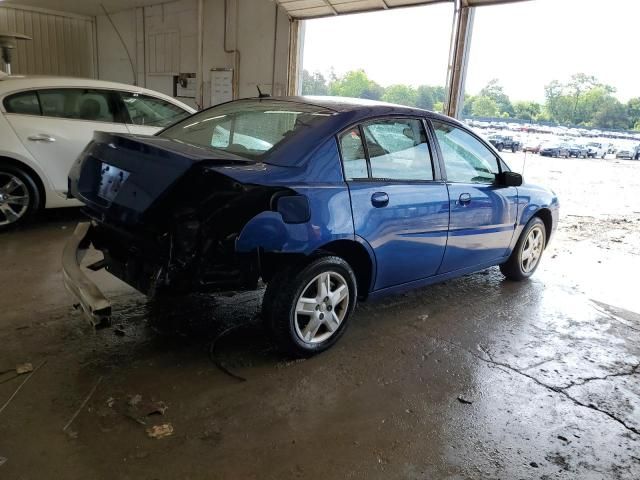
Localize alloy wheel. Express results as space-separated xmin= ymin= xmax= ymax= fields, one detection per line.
xmin=521 ymin=225 xmax=544 ymax=273
xmin=0 ymin=172 xmax=30 ymax=227
xmin=294 ymin=271 xmax=350 ymax=344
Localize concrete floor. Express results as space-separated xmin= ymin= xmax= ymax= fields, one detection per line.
xmin=1 ymin=154 xmax=639 ymax=479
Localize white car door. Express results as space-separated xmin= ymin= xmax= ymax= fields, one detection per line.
xmin=4 ymin=88 xmax=129 ymax=195
xmin=117 ymin=91 xmax=192 ymax=136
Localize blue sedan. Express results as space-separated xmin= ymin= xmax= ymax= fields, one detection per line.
xmin=64 ymin=97 xmax=559 ymax=356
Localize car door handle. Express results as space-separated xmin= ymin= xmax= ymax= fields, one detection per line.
xmin=27 ymin=134 xmax=56 ymax=143
xmin=458 ymin=193 xmax=471 ymax=205
xmin=371 ymin=192 xmax=389 ymax=208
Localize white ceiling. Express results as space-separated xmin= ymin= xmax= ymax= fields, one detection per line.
xmin=276 ymin=0 xmax=532 ymax=19
xmin=5 ymin=0 xmax=532 ymax=18
xmin=2 ymin=0 xmax=170 ymax=16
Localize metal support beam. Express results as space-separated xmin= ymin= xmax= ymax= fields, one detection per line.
xmin=287 ymin=19 xmax=303 ymax=95
xmin=445 ymin=0 xmax=475 ymax=118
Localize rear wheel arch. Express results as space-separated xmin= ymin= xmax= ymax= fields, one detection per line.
xmin=0 ymin=156 xmax=46 ymax=210
xmin=312 ymin=239 xmax=374 ymax=299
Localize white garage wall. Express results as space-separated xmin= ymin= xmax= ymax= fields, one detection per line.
xmin=0 ymin=4 xmax=96 ymax=77
xmin=95 ymin=0 xmax=290 ymax=108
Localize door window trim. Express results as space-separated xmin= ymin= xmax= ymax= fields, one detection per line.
xmin=427 ymin=118 xmax=506 ymax=185
xmin=336 ymin=115 xmax=442 ymax=183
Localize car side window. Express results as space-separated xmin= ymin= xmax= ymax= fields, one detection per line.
xmin=119 ymin=92 xmax=190 ymax=127
xmin=362 ymin=118 xmax=433 ymax=180
xmin=3 ymin=91 xmax=41 ymax=115
xmin=37 ymin=89 xmax=116 ymax=122
xmin=432 ymin=121 xmax=500 ymax=184
xmin=339 ymin=127 xmax=368 ymax=180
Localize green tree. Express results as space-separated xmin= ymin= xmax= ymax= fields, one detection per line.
xmin=592 ymin=97 xmax=629 ymax=130
xmin=479 ymin=79 xmax=513 ymax=116
xmin=627 ymin=97 xmax=640 ymax=129
xmin=513 ymin=101 xmax=542 ymax=121
xmin=382 ymin=84 xmax=418 ymax=107
xmin=415 ymin=85 xmax=434 ymax=110
xmin=329 ymin=70 xmax=383 ymax=100
xmin=301 ymin=70 xmax=329 ymax=96
xmin=471 ymin=96 xmax=499 ymax=117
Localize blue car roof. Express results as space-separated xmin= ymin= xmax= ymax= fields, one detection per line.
xmin=241 ymin=95 xmax=459 ymax=124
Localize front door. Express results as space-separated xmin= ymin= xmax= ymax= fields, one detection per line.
xmin=340 ymin=118 xmax=450 ymax=291
xmin=4 ymin=88 xmax=128 ymax=195
xmin=431 ymin=120 xmax=518 ymax=273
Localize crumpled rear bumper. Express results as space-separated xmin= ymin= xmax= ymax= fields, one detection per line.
xmin=62 ymin=222 xmax=111 ymax=328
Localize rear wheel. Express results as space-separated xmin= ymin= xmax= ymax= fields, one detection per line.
xmin=263 ymin=256 xmax=357 ymax=357
xmin=0 ymin=165 xmax=40 ymax=231
xmin=500 ymin=217 xmax=546 ymax=281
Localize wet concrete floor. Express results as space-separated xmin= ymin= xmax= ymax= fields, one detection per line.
xmin=0 ymin=154 xmax=639 ymax=479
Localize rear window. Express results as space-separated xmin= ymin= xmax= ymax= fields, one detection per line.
xmin=4 ymin=91 xmax=41 ymax=115
xmin=159 ymin=99 xmax=334 ymax=159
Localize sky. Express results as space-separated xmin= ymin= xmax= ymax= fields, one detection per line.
xmin=302 ymin=0 xmax=640 ymax=103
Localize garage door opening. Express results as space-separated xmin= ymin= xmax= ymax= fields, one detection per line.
xmin=299 ymin=3 xmax=454 ymax=112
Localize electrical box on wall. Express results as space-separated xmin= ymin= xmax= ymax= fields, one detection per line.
xmin=174 ymin=73 xmax=196 ymax=99
xmin=211 ymin=69 xmax=233 ymax=106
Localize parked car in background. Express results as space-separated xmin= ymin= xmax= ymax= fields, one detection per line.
xmin=64 ymin=96 xmax=559 ymax=356
xmin=634 ymin=145 xmax=640 ymax=160
xmin=0 ymin=76 xmax=195 ymax=230
xmin=539 ymin=143 xmax=570 ymax=158
xmin=488 ymin=134 xmax=521 ymax=152
xmin=568 ymin=143 xmax=589 ymax=158
xmin=586 ymin=141 xmax=607 ymax=159
xmin=615 ymin=146 xmax=636 ymax=159
xmin=523 ymin=139 xmax=542 ymax=154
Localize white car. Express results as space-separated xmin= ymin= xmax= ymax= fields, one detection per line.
xmin=0 ymin=76 xmax=195 ymax=229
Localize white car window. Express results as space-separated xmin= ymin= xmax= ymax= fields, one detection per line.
xmin=3 ymin=91 xmax=40 ymax=116
xmin=37 ymin=89 xmax=116 ymax=122
xmin=119 ymin=92 xmax=190 ymax=128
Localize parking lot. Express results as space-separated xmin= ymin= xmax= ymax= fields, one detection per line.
xmin=1 ymin=153 xmax=638 ymax=479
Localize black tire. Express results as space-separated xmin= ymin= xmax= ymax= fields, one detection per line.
xmin=0 ymin=164 xmax=40 ymax=232
xmin=500 ymin=216 xmax=546 ymax=281
xmin=496 ymin=144 xmax=503 ymax=152
xmin=263 ymin=256 xmax=357 ymax=357
xmin=511 ymin=146 xmax=517 ymax=153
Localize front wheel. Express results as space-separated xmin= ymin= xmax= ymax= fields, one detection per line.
xmin=264 ymin=256 xmax=357 ymax=357
xmin=500 ymin=217 xmax=546 ymax=281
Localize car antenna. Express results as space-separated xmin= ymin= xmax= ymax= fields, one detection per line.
xmin=256 ymin=85 xmax=270 ymax=99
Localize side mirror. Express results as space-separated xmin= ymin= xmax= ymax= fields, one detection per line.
xmin=497 ymin=171 xmax=523 ymax=187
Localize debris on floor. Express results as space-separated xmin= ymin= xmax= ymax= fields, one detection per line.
xmin=15 ymin=363 xmax=33 ymax=375
xmin=146 ymin=423 xmax=174 ymax=439
xmin=457 ymin=395 xmax=473 ymax=405
xmin=0 ymin=456 xmax=7 ymax=467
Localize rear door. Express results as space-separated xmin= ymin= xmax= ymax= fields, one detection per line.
xmin=3 ymin=88 xmax=129 ymax=195
xmin=430 ymin=120 xmax=518 ymax=273
xmin=117 ymin=91 xmax=192 ymax=136
xmin=340 ymin=117 xmax=450 ymax=291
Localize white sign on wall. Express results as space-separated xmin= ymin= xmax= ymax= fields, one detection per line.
xmin=211 ymin=69 xmax=234 ymax=106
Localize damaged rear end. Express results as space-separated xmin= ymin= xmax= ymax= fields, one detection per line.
xmin=64 ymin=132 xmax=300 ymax=323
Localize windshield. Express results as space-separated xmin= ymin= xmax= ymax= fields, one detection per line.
xmin=159 ymin=99 xmax=335 ymax=159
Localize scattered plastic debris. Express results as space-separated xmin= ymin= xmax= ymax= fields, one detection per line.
xmin=15 ymin=363 xmax=33 ymax=375
xmin=128 ymin=394 xmax=142 ymax=407
xmin=146 ymin=423 xmax=174 ymax=439
xmin=142 ymin=400 xmax=168 ymax=416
